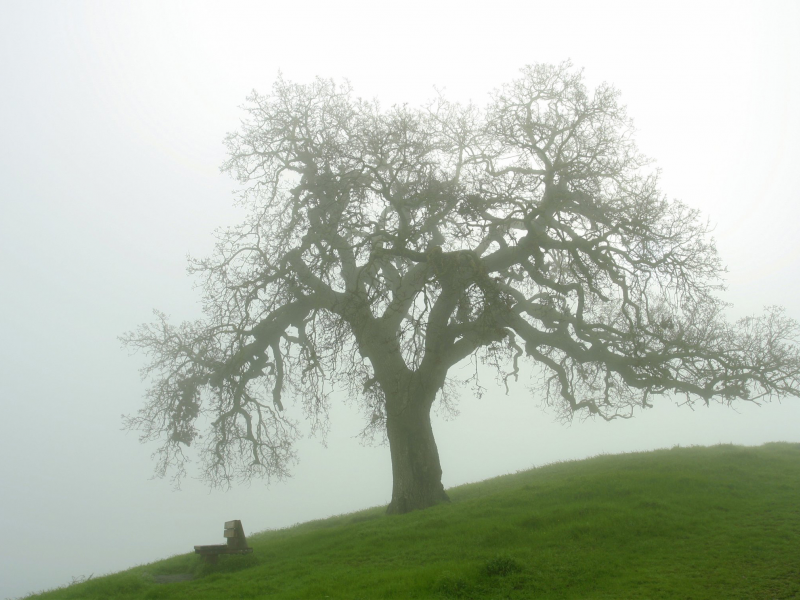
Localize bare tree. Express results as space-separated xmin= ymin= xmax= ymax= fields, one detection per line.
xmin=123 ymin=63 xmax=800 ymax=514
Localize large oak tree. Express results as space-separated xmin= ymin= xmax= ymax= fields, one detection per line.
xmin=124 ymin=63 xmax=800 ymax=514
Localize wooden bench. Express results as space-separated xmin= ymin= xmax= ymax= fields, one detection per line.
xmin=194 ymin=520 xmax=253 ymax=564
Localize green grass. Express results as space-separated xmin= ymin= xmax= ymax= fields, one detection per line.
xmin=24 ymin=443 xmax=800 ymax=599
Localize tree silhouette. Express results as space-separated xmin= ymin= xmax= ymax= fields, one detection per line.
xmin=123 ymin=63 xmax=800 ymax=514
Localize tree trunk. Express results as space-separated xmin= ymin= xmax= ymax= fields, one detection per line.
xmin=385 ymin=389 xmax=449 ymax=514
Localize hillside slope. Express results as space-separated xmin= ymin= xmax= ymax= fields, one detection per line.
xmin=25 ymin=443 xmax=800 ymax=599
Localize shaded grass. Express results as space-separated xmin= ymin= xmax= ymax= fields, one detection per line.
xmin=23 ymin=443 xmax=800 ymax=599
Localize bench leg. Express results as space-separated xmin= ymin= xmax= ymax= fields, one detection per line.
xmin=201 ymin=554 xmax=219 ymax=565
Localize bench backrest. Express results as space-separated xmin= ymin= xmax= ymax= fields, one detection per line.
xmin=223 ymin=520 xmax=249 ymax=549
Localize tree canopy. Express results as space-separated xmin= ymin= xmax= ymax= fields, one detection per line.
xmin=124 ymin=63 xmax=800 ymax=513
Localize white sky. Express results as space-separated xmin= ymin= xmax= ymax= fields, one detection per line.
xmin=1 ymin=1 xmax=799 ymax=597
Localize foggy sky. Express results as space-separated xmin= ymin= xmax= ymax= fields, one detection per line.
xmin=1 ymin=1 xmax=799 ymax=598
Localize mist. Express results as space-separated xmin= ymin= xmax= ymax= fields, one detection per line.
xmin=1 ymin=1 xmax=799 ymax=598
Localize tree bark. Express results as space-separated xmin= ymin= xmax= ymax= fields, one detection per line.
xmin=384 ymin=385 xmax=450 ymax=514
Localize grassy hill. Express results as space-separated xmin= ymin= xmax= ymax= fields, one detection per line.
xmin=25 ymin=443 xmax=800 ymax=599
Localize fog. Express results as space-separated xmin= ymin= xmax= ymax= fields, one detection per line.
xmin=1 ymin=1 xmax=799 ymax=597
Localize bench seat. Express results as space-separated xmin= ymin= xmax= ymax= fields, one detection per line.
xmin=193 ymin=544 xmax=253 ymax=555
xmin=194 ymin=520 xmax=252 ymax=563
